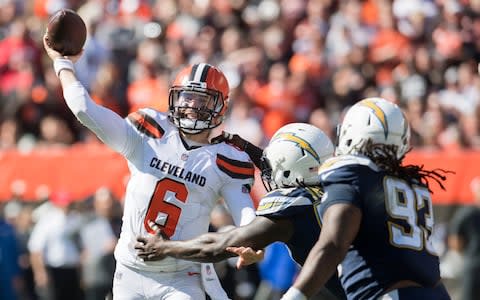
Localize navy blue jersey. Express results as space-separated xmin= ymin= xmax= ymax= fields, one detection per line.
xmin=318 ymin=155 xmax=442 ymax=300
xmin=256 ymin=187 xmax=346 ymax=300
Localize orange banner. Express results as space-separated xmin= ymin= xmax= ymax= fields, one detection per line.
xmin=1 ymin=145 xmax=478 ymax=204
xmin=0 ymin=145 xmax=129 ymax=201
xmin=403 ymin=149 xmax=479 ymax=205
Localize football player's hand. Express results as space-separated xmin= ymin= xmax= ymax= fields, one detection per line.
xmin=210 ymin=131 xmax=249 ymax=150
xmin=226 ymin=246 xmax=264 ymax=269
xmin=211 ymin=131 xmax=264 ymax=169
xmin=43 ymin=34 xmax=83 ymax=62
xmin=135 ymin=221 xmax=169 ymax=261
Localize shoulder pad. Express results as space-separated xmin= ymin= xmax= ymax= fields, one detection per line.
xmin=319 ymin=155 xmax=379 ymax=174
xmin=318 ymin=155 xmax=379 ymax=182
xmin=256 ymin=187 xmax=315 ymax=216
xmin=215 ymin=147 xmax=255 ymax=180
xmin=127 ymin=109 xmax=167 ymax=139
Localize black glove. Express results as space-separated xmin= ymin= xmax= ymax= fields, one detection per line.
xmin=211 ymin=131 xmax=264 ymax=170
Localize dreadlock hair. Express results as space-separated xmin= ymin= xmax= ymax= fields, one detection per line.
xmin=359 ymin=140 xmax=452 ymax=192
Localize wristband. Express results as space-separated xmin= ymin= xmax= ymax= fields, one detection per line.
xmin=53 ymin=58 xmax=74 ymax=77
xmin=281 ymin=287 xmax=307 ymax=300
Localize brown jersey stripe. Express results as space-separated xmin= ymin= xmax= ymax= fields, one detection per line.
xmin=216 ymin=154 xmax=254 ymax=179
xmin=142 ymin=113 xmax=165 ymax=137
xmin=127 ymin=112 xmax=158 ymax=138
xmin=127 ymin=111 xmax=164 ymax=139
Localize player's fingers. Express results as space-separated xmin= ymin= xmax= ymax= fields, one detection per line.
xmin=43 ymin=35 xmax=54 ymax=53
xmin=226 ymin=246 xmax=246 ymax=255
xmin=255 ymin=249 xmax=265 ymax=261
xmin=148 ymin=220 xmax=166 ymax=239
xmin=236 ymin=258 xmax=244 ymax=269
xmin=236 ymin=256 xmax=251 ymax=269
xmin=224 ymin=132 xmax=234 ymax=140
xmin=136 ymin=236 xmax=148 ymax=245
xmin=43 ymin=34 xmax=54 ymax=51
xmin=240 ymin=247 xmax=254 ymax=254
xmin=210 ymin=131 xmax=228 ymax=144
xmin=148 ymin=220 xmax=158 ymax=229
xmin=43 ymin=34 xmax=64 ymax=60
xmin=148 ymin=220 xmax=161 ymax=233
xmin=146 ymin=253 xmax=163 ymax=261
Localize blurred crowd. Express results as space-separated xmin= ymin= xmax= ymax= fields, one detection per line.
xmin=1 ymin=0 xmax=480 ymax=299
xmin=0 ymin=0 xmax=479 ymax=151
xmin=0 ymin=188 xmax=269 ymax=300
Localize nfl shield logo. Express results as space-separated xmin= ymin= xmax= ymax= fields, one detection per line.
xmin=181 ymin=153 xmax=188 ymax=161
xmin=206 ymin=265 xmax=212 ymax=275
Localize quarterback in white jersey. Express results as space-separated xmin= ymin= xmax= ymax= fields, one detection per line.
xmin=43 ymin=35 xmax=256 ymax=300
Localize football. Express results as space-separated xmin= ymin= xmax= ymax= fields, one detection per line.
xmin=45 ymin=9 xmax=87 ymax=56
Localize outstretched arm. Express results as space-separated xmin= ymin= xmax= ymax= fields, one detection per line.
xmin=135 ymin=216 xmax=293 ymax=263
xmin=43 ymin=35 xmax=133 ymax=155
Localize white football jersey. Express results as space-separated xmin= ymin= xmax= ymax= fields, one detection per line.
xmin=62 ymin=82 xmax=255 ymax=273
xmin=114 ymin=109 xmax=255 ymax=272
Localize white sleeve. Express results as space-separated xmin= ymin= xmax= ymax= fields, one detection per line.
xmin=28 ymin=218 xmax=48 ymax=253
xmin=63 ymin=81 xmax=136 ymax=155
xmin=221 ymin=182 xmax=256 ymax=226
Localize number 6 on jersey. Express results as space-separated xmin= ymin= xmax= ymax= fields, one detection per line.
xmin=144 ymin=178 xmax=188 ymax=237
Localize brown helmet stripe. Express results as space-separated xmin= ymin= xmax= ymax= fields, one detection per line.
xmin=190 ymin=63 xmax=210 ymax=82
xmin=199 ymin=63 xmax=210 ymax=82
xmin=189 ymin=64 xmax=199 ymax=81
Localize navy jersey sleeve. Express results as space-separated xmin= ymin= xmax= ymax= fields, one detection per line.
xmin=319 ymin=165 xmax=362 ymax=217
xmin=256 ymin=187 xmax=319 ymax=219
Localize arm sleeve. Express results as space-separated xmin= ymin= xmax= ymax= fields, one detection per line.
xmin=28 ymin=219 xmax=48 ymax=253
xmin=63 ymin=81 xmax=136 ymax=156
xmin=319 ymin=183 xmax=361 ymax=218
xmin=221 ymin=182 xmax=256 ymax=226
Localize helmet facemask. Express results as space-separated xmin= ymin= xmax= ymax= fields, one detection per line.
xmin=260 ymin=154 xmax=276 ymax=192
xmin=168 ymin=63 xmax=229 ymax=134
xmin=169 ymin=85 xmax=225 ymax=134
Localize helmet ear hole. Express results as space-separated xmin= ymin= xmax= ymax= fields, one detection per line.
xmin=283 ymin=171 xmax=290 ymax=178
xmin=346 ymin=139 xmax=352 ymax=147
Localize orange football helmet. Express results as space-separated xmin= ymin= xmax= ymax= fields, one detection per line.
xmin=168 ymin=63 xmax=229 ymax=134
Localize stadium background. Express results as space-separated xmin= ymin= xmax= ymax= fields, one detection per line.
xmin=1 ymin=0 xmax=479 ymax=299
